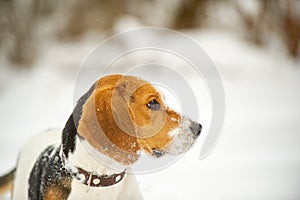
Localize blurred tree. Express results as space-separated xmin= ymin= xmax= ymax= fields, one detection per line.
xmin=172 ymin=0 xmax=210 ymax=29
xmin=59 ymin=0 xmax=126 ymax=40
xmin=235 ymin=0 xmax=300 ymax=58
xmin=0 ymin=0 xmax=37 ymax=67
xmin=283 ymin=0 xmax=300 ymax=58
xmin=0 ymin=0 xmax=299 ymax=68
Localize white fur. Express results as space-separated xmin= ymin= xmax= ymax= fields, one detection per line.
xmin=79 ymin=138 xmax=127 ymax=172
xmin=67 ymin=138 xmax=143 ymax=199
xmin=165 ymin=116 xmax=195 ymax=155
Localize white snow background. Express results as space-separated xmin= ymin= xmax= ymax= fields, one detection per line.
xmin=1 ymin=19 xmax=300 ymax=200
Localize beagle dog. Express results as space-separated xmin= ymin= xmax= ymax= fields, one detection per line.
xmin=0 ymin=74 xmax=202 ymax=199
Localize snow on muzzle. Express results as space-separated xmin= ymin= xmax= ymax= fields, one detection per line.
xmin=165 ymin=116 xmax=202 ymax=155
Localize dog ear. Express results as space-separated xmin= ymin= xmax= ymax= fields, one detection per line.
xmin=115 ymin=82 xmax=129 ymax=98
xmin=110 ymin=84 xmax=138 ymax=135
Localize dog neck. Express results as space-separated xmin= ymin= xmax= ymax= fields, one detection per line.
xmin=65 ymin=136 xmax=127 ymax=176
xmin=61 ymin=113 xmax=127 ymax=177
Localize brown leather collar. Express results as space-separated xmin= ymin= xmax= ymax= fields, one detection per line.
xmin=72 ymin=167 xmax=126 ymax=187
xmin=59 ymin=146 xmax=126 ymax=187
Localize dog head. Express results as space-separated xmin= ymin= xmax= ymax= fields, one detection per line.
xmin=77 ymin=75 xmax=202 ymax=165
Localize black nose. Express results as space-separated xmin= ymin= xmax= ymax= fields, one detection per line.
xmin=189 ymin=122 xmax=202 ymax=138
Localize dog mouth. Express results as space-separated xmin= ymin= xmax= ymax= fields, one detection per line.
xmin=149 ymin=118 xmax=202 ymax=158
xmin=151 ymin=148 xmax=164 ymax=158
xmin=164 ymin=117 xmax=202 ymax=156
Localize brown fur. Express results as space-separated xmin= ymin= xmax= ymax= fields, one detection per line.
xmin=0 ymin=179 xmax=13 ymax=195
xmin=78 ymin=75 xmax=180 ymax=165
xmin=43 ymin=177 xmax=71 ymax=200
xmin=44 ymin=185 xmax=70 ymax=200
xmin=0 ymin=168 xmax=15 ymax=195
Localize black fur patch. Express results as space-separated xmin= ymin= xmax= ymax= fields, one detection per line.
xmin=28 ymin=145 xmax=72 ymax=200
xmin=62 ymin=114 xmax=78 ymax=157
xmin=73 ymin=82 xmax=97 ymax=127
xmin=62 ymin=82 xmax=96 ymax=157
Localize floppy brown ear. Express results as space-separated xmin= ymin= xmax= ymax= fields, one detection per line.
xmin=78 ymin=75 xmax=136 ymax=137
xmin=115 ymin=82 xmax=127 ymax=97
xmin=110 ymin=85 xmax=138 ymax=137
xmin=77 ymin=86 xmax=140 ymax=164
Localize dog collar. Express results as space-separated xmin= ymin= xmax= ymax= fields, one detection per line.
xmin=72 ymin=167 xmax=126 ymax=187
xmin=59 ymin=146 xmax=126 ymax=187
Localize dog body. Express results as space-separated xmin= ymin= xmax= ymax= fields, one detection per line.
xmin=1 ymin=75 xmax=202 ymax=199
xmin=12 ymin=130 xmax=142 ymax=200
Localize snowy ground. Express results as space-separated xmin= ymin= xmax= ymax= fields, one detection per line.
xmin=1 ymin=28 xmax=300 ymax=199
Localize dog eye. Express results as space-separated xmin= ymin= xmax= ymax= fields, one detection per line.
xmin=147 ymin=99 xmax=160 ymax=110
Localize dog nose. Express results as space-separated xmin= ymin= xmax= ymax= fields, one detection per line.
xmin=189 ymin=122 xmax=202 ymax=138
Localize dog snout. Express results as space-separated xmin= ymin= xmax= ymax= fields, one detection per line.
xmin=189 ymin=122 xmax=202 ymax=138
